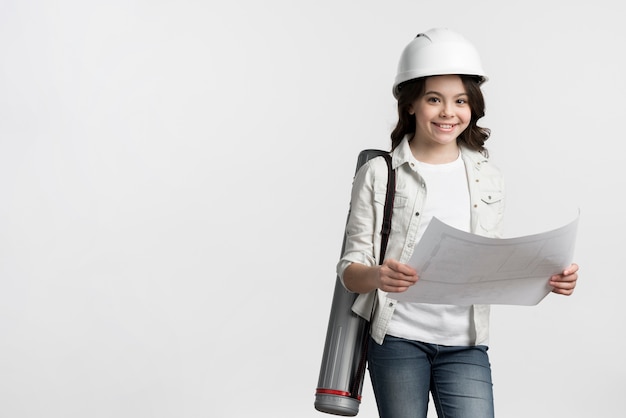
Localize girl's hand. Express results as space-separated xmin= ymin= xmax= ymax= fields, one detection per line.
xmin=377 ymin=259 xmax=419 ymax=293
xmin=550 ymin=263 xmax=579 ymax=296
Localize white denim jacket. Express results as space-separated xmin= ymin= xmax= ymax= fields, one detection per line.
xmin=337 ymin=137 xmax=505 ymax=345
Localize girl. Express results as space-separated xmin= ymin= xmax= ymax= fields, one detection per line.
xmin=337 ymin=28 xmax=579 ymax=418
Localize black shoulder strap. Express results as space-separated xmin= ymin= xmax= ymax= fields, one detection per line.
xmin=379 ymin=153 xmax=395 ymax=265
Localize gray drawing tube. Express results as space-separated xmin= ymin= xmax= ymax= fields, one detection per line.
xmin=315 ymin=149 xmax=390 ymax=416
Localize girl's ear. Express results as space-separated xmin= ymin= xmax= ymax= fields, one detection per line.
xmin=408 ymin=104 xmax=415 ymax=115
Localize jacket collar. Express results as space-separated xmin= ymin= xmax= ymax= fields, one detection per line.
xmin=391 ymin=135 xmax=416 ymax=170
xmin=392 ymin=135 xmax=489 ymax=170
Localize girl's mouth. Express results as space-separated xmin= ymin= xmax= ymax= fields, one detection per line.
xmin=434 ymin=123 xmax=455 ymax=130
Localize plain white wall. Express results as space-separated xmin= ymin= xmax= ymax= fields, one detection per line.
xmin=1 ymin=1 xmax=623 ymax=417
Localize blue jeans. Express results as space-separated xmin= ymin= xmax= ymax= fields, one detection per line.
xmin=367 ymin=335 xmax=494 ymax=418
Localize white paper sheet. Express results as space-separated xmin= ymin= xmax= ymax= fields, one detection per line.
xmin=393 ymin=214 xmax=579 ymax=306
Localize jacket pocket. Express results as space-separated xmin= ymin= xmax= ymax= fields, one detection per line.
xmin=477 ymin=191 xmax=504 ymax=234
xmin=374 ymin=192 xmax=409 ymax=236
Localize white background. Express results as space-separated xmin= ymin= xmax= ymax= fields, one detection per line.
xmin=1 ymin=1 xmax=623 ymax=417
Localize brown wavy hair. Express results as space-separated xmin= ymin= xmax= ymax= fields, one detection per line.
xmin=390 ymin=75 xmax=491 ymax=154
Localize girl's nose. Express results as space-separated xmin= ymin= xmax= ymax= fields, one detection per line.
xmin=440 ymin=103 xmax=453 ymax=117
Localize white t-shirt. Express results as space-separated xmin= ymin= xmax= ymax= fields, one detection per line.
xmin=386 ymin=152 xmax=477 ymax=346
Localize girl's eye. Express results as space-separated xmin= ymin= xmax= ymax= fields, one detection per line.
xmin=427 ymin=97 xmax=440 ymax=103
xmin=457 ymin=98 xmax=467 ymax=104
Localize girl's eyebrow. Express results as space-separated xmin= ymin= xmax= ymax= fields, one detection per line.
xmin=424 ymin=90 xmax=468 ymax=97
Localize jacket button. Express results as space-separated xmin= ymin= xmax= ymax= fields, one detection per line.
xmin=415 ymin=212 xmax=420 ymax=216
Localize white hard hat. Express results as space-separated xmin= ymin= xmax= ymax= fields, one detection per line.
xmin=393 ymin=28 xmax=487 ymax=98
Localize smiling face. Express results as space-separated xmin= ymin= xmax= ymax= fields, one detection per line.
xmin=408 ymin=75 xmax=471 ymax=161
